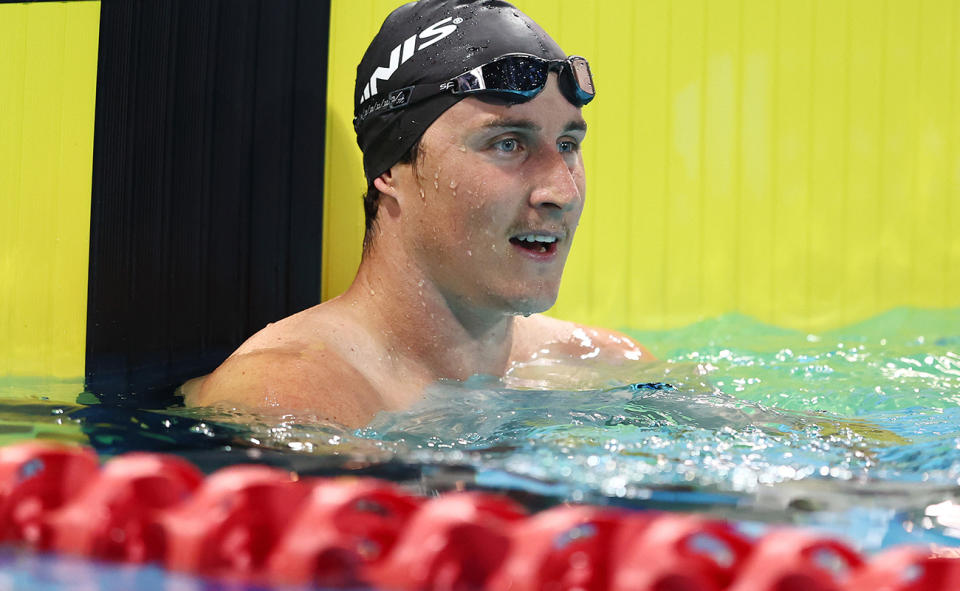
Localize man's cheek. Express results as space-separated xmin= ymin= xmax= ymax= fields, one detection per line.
xmin=464 ymin=205 xmax=501 ymax=240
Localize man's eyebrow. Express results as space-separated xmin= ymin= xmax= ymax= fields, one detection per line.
xmin=478 ymin=117 xmax=588 ymax=134
xmin=564 ymin=119 xmax=588 ymax=134
xmin=480 ymin=117 xmax=541 ymax=132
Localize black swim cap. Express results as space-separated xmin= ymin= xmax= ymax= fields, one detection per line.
xmin=354 ymin=0 xmax=567 ymax=184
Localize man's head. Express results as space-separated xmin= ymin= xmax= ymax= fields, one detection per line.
xmin=353 ymin=0 xmax=594 ymax=314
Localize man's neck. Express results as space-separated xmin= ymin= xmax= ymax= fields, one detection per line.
xmin=339 ymin=245 xmax=518 ymax=384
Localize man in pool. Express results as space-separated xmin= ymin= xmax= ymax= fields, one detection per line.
xmin=188 ymin=0 xmax=652 ymax=426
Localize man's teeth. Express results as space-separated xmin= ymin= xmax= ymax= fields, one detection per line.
xmin=514 ymin=234 xmax=557 ymax=243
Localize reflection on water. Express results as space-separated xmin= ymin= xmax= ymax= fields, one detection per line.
xmin=1 ymin=308 xmax=959 ymax=551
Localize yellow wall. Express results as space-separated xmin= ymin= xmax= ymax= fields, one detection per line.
xmin=0 ymin=2 xmax=101 ymax=378
xmin=327 ymin=0 xmax=960 ymax=332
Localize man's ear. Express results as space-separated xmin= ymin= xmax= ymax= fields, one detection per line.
xmin=373 ymin=169 xmax=400 ymax=202
xmin=373 ymin=166 xmax=406 ymax=222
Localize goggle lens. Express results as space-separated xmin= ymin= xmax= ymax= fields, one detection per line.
xmin=482 ymin=56 xmax=550 ymax=93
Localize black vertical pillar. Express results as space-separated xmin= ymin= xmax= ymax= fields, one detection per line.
xmin=86 ymin=0 xmax=330 ymax=406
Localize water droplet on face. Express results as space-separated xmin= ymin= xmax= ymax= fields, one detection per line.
xmin=369 ymin=289 xmax=375 ymax=296
xmin=417 ymin=280 xmax=424 ymax=287
xmin=458 ymin=145 xmax=466 ymax=152
xmin=449 ymin=179 xmax=457 ymax=189
xmin=466 ymin=250 xmax=472 ymax=256
xmin=419 ymin=188 xmax=425 ymax=200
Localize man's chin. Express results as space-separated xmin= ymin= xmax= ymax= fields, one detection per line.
xmin=507 ymin=293 xmax=558 ymax=317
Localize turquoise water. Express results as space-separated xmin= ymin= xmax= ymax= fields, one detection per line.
xmin=1 ymin=307 xmax=959 ymax=554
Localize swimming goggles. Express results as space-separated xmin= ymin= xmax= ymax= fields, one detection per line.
xmin=354 ymin=54 xmax=596 ymax=131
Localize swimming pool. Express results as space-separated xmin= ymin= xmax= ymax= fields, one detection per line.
xmin=0 ymin=308 xmax=959 ymax=587
xmin=359 ymin=308 xmax=960 ymax=548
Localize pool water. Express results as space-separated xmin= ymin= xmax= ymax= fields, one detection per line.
xmin=1 ymin=307 xmax=959 ymax=556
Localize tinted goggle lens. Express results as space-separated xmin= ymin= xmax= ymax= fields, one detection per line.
xmin=482 ymin=56 xmax=550 ymax=92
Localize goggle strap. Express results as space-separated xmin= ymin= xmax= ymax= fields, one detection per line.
xmin=353 ymin=82 xmax=447 ymax=131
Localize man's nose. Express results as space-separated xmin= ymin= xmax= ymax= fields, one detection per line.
xmin=528 ymin=150 xmax=582 ymax=212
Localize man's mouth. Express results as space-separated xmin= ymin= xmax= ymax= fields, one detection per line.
xmin=509 ymin=233 xmax=559 ymax=255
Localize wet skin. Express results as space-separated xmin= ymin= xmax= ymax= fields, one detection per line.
xmin=389 ymin=75 xmax=586 ymax=317
xmin=187 ymin=74 xmax=653 ymax=427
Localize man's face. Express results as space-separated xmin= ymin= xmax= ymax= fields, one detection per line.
xmin=392 ymin=73 xmax=587 ymax=316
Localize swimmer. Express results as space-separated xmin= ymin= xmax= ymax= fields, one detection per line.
xmin=187 ymin=0 xmax=653 ymax=426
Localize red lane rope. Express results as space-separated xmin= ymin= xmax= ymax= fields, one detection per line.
xmin=0 ymin=440 xmax=956 ymax=590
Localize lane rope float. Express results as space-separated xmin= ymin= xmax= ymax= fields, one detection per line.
xmin=0 ymin=440 xmax=956 ymax=590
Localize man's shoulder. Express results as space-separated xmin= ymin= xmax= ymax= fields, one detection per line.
xmin=513 ymin=314 xmax=655 ymax=363
xmin=187 ymin=330 xmax=382 ymax=426
xmin=228 ymin=306 xmax=328 ymax=355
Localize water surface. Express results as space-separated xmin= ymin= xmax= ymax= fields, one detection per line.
xmin=1 ymin=308 xmax=959 ymax=551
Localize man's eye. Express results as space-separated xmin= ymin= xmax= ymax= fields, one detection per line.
xmin=558 ymin=140 xmax=579 ymax=153
xmin=493 ymin=138 xmax=520 ymax=153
